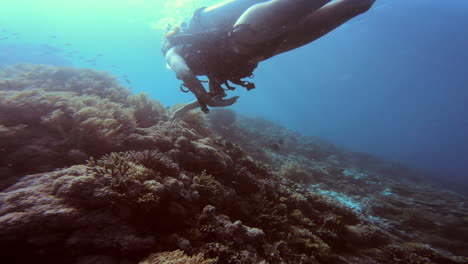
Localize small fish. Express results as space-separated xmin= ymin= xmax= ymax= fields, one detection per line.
xmin=124 ymin=79 xmax=131 ymax=84
xmin=65 ymin=42 xmax=71 ymax=46
xmin=12 ymin=32 xmax=19 ymax=36
xmin=123 ymin=74 xmax=128 ymax=78
xmin=96 ymin=53 xmax=102 ymax=56
xmin=1 ymin=29 xmax=7 ymax=32
xmin=50 ymin=35 xmax=57 ymax=38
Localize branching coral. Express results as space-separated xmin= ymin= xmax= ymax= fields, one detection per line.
xmin=139 ymin=250 xmax=216 ymax=264
xmin=127 ymin=92 xmax=168 ymax=127
xmin=87 ymin=152 xmax=154 ymax=181
xmin=128 ymin=150 xmax=180 ymax=177
xmin=85 ymin=150 xmax=180 ymax=209
xmin=190 ymin=170 xmax=235 ymax=208
xmin=1 ymin=64 xmax=131 ymax=103
xmin=85 ymin=153 xmax=161 ymax=209
xmin=180 ymin=109 xmax=213 ymax=137
xmin=1 ymin=89 xmax=136 ymax=154
xmin=45 ymin=95 xmax=137 ymax=152
xmin=279 ymin=161 xmax=313 ymax=184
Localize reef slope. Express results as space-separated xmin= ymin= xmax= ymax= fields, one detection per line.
xmin=0 ymin=64 xmax=466 ymax=264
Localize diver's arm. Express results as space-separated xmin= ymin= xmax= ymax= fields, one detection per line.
xmin=165 ymin=46 xmax=238 ymax=112
xmin=165 ymin=46 xmax=209 ymax=112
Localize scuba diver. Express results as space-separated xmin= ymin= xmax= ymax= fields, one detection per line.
xmin=163 ymin=0 xmax=376 ymax=119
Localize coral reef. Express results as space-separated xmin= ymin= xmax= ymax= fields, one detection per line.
xmin=0 ymin=64 xmax=466 ymax=264
xmin=0 ymin=65 xmax=172 ymax=188
xmin=0 ymin=64 xmax=130 ymax=103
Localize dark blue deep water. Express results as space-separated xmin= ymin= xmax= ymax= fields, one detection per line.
xmin=1 ymin=0 xmax=467 ymax=191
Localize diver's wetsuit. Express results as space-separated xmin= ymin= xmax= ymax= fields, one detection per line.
xmin=163 ymin=7 xmax=284 ymax=94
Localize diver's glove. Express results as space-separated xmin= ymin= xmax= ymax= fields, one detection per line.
xmin=204 ymin=94 xmax=239 ymax=108
xmin=182 ymin=76 xmax=239 ymax=108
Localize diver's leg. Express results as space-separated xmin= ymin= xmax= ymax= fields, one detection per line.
xmin=229 ymin=0 xmax=331 ymax=50
xmin=272 ymin=0 xmax=376 ymax=55
xmin=193 ymin=0 xmax=268 ymax=31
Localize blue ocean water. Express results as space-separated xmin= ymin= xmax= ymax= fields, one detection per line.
xmin=1 ymin=0 xmax=467 ymax=190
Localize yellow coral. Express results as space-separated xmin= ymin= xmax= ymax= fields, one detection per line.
xmin=139 ymin=250 xmax=216 ymax=264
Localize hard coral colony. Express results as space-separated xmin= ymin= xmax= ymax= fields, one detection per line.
xmin=0 ymin=64 xmax=466 ymax=264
